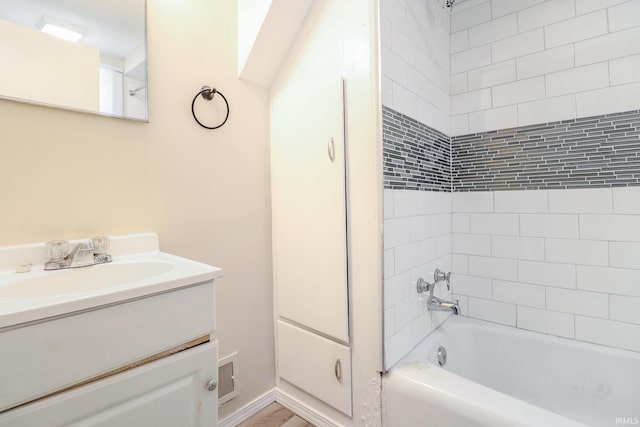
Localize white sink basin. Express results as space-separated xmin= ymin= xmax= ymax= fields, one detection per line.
xmin=0 ymin=262 xmax=175 ymax=298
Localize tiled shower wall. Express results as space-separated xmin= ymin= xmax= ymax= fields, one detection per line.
xmin=450 ymin=0 xmax=640 ymax=135
xmin=382 ymin=0 xmax=640 ymax=370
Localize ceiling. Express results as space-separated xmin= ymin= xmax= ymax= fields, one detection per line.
xmin=0 ymin=0 xmax=145 ymax=60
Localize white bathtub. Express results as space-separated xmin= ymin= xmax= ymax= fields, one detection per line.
xmin=383 ymin=316 xmax=640 ymax=427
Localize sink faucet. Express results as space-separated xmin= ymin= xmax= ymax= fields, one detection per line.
xmin=44 ymin=237 xmax=112 ymax=270
xmin=417 ymin=269 xmax=459 ymax=315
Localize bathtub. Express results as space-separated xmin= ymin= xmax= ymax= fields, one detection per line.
xmin=383 ymin=316 xmax=640 ymax=427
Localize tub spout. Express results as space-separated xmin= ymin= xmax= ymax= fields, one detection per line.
xmin=417 ymin=271 xmax=459 ymax=315
xmin=428 ymin=296 xmax=459 ymax=315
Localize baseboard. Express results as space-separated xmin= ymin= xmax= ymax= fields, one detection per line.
xmin=275 ymin=389 xmax=342 ymax=427
xmin=218 ymin=388 xmax=276 ymax=427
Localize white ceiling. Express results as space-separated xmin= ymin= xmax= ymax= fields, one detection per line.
xmin=0 ymin=0 xmax=145 ymax=60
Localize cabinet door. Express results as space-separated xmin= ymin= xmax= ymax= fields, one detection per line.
xmin=0 ymin=342 xmax=219 ymax=427
xmin=271 ymin=78 xmax=349 ymax=343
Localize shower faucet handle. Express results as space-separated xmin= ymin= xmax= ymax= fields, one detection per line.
xmin=434 ymin=269 xmax=451 ymax=290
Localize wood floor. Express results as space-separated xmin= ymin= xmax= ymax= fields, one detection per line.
xmin=237 ymin=403 xmax=314 ymax=427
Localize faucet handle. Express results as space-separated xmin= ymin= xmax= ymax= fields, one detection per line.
xmin=46 ymin=240 xmax=70 ymax=260
xmin=434 ymin=269 xmax=451 ymax=290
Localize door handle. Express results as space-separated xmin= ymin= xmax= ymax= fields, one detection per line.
xmin=328 ymin=138 xmax=336 ymax=162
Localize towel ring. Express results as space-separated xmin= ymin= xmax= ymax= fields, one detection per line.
xmin=191 ymin=86 xmax=230 ymax=130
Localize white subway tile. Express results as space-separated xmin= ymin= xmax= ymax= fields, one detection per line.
xmin=547 ymin=288 xmax=609 ymax=318
xmin=575 ymin=0 xmax=629 ymax=14
xmin=516 ymin=45 xmax=574 ymax=80
xmin=613 ymin=187 xmax=640 ymax=214
xmin=385 ymin=326 xmax=411 ymax=368
xmin=520 ymin=214 xmax=579 ymax=238
xmin=451 ymin=1 xmax=492 ymax=32
xmin=469 ymin=256 xmax=518 ymax=280
xmin=451 ymin=114 xmax=470 ymax=136
xmin=545 ymin=239 xmax=608 ymax=266
xmin=437 ymin=235 xmax=451 ymax=257
xmin=452 ymin=191 xmax=494 ymax=212
xmin=385 ymin=249 xmax=395 ymax=279
xmin=384 ymin=307 xmax=396 ymax=338
xmin=395 ymin=296 xmax=422 ymax=329
xmin=415 ymin=50 xmax=449 ymax=92
xmin=382 ymin=46 xmax=408 ymax=86
xmin=452 ymin=254 xmax=469 ymax=274
xmin=418 ymin=191 xmax=438 ymax=215
xmin=417 ymin=101 xmax=450 ymax=135
xmin=451 ymin=72 xmax=468 ymax=95
xmin=452 ymin=88 xmax=493 ymax=114
xmin=451 ymin=45 xmax=493 ymax=74
xmin=575 ymin=27 xmax=640 ymax=66
xmin=468 ymin=60 xmax=517 ymax=91
xmin=578 ymin=266 xmax=640 ymax=297
xmin=451 ymin=274 xmax=493 ymax=298
xmin=410 ymin=215 xmax=430 ymax=241
xmin=381 ymin=17 xmax=392 ymax=48
xmin=468 ymin=105 xmax=519 ymax=133
xmin=418 ymin=238 xmax=438 ymax=262
xmin=576 ymin=316 xmax=640 ymax=352
xmin=492 ymin=235 xmax=545 ymax=260
xmin=395 ymin=242 xmax=420 ymax=273
xmin=391 ymin=25 xmax=414 ymax=65
xmin=518 ymin=260 xmax=576 ymax=289
xmin=518 ymin=0 xmax=575 ymax=33
xmin=611 ymin=295 xmax=640 ymax=325
xmin=548 ymin=188 xmax=612 ymax=213
xmin=384 ymin=189 xmax=394 ymax=219
xmin=494 ymin=190 xmax=548 ymax=213
xmin=381 ymin=0 xmax=407 ymax=27
xmin=610 ymin=54 xmax=640 ymax=86
xmin=493 ymin=76 xmax=545 ymax=107
xmin=580 ymin=215 xmax=640 ymax=241
xmin=469 ymin=213 xmax=519 ymax=235
xmin=450 ymin=30 xmax=469 ymax=54
xmin=434 ymin=192 xmax=452 ymax=214
xmin=492 ymin=0 xmax=544 ymax=18
xmin=384 ymin=218 xmax=412 ymax=249
xmin=608 ymin=0 xmax=640 ymax=32
xmin=469 ymin=14 xmax=518 ymax=47
xmin=545 ymin=11 xmax=608 ymax=49
xmin=545 ymin=62 xmax=610 ymax=97
xmin=452 ymin=213 xmax=470 ymax=233
xmin=468 ymin=297 xmax=516 ymax=325
xmin=493 ymin=280 xmax=546 ymax=308
xmin=518 ymin=306 xmax=575 ymax=338
xmin=610 ymin=242 xmax=640 ymax=270
xmin=394 ymin=190 xmax=419 ymax=217
xmin=392 ymin=82 xmax=417 ymax=118
xmin=576 ymin=82 xmax=640 ymax=118
xmin=452 ymin=233 xmax=492 ymax=256
xmin=518 ymin=95 xmax=576 ymax=127
xmin=382 ymin=76 xmax=393 ymax=105
xmin=385 ymin=271 xmax=411 ymax=308
xmin=429 ymin=214 xmax=451 ymax=238
xmin=492 ymin=29 xmax=544 ymax=63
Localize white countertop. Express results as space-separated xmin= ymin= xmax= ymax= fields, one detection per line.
xmin=0 ymin=234 xmax=223 ymax=329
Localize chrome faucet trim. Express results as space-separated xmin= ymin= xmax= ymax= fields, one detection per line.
xmin=44 ymin=237 xmax=112 ymax=271
xmin=417 ymin=269 xmax=459 ymax=315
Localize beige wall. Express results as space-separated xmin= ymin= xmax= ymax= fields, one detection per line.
xmin=0 ymin=0 xmax=274 ymax=418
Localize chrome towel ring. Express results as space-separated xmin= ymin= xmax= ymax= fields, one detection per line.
xmin=191 ymin=86 xmax=230 ymax=130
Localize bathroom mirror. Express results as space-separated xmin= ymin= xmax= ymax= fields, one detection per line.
xmin=0 ymin=0 xmax=147 ymax=121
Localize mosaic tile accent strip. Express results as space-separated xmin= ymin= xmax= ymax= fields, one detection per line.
xmin=383 ymin=106 xmax=452 ymax=191
xmin=452 ymin=110 xmax=640 ymax=191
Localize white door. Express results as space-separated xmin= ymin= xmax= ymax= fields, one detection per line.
xmin=271 ymin=78 xmax=349 ymax=343
xmin=0 ymin=342 xmax=219 ymax=427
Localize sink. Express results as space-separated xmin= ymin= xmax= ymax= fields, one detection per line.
xmin=0 ymin=261 xmax=174 ymax=298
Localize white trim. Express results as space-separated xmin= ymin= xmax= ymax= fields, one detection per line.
xmin=275 ymin=389 xmax=343 ymax=427
xmin=218 ymin=389 xmax=276 ymax=427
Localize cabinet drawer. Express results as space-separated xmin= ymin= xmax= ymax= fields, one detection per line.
xmin=277 ymin=320 xmax=352 ymax=416
xmin=0 ymin=342 xmax=218 ymax=427
xmin=0 ymin=283 xmax=215 ymax=412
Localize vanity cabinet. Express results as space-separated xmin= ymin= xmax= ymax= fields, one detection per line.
xmin=0 ymin=281 xmax=219 ymax=427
